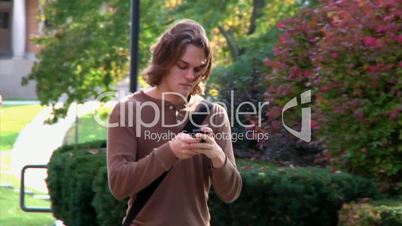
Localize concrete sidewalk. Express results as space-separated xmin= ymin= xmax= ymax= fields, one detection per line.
xmin=9 ymin=77 xmax=130 ymax=193
xmin=11 ymin=102 xmax=97 ymax=192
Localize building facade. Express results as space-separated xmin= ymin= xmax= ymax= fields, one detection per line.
xmin=0 ymin=0 xmax=41 ymax=99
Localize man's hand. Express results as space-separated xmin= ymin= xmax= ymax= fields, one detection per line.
xmin=169 ymin=133 xmax=200 ymax=160
xmin=189 ymin=127 xmax=226 ymax=168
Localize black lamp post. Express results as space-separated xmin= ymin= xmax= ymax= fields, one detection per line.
xmin=130 ymin=0 xmax=140 ymax=93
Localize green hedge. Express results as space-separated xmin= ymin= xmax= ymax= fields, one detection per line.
xmin=208 ymin=163 xmax=380 ymax=226
xmin=47 ymin=141 xmax=380 ymax=226
xmin=92 ymin=166 xmax=127 ymax=226
xmin=338 ymin=199 xmax=402 ymax=226
xmin=47 ymin=141 xmax=107 ymax=226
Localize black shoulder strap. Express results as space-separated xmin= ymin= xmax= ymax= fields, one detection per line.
xmin=122 ymin=100 xmax=213 ymax=226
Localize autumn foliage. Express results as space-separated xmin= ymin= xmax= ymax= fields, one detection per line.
xmin=262 ymin=0 xmax=402 ymax=193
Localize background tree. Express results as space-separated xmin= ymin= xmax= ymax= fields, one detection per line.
xmin=23 ymin=0 xmax=183 ymax=121
xmin=205 ymin=0 xmax=319 ymax=159
xmin=23 ymin=0 xmax=131 ymax=122
xmin=23 ymin=0 xmax=315 ymax=122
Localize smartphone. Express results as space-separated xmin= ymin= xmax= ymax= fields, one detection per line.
xmin=187 ymin=128 xmax=208 ymax=142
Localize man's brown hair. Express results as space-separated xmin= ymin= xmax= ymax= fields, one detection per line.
xmin=142 ymin=19 xmax=212 ymax=95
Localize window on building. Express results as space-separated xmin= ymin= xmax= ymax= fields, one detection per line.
xmin=0 ymin=12 xmax=9 ymax=29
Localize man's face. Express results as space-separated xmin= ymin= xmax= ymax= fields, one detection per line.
xmin=159 ymin=44 xmax=207 ymax=97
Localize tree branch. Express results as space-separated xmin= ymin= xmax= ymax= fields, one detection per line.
xmin=218 ymin=25 xmax=239 ymax=62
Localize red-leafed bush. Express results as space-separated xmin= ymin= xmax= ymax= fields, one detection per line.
xmin=261 ymin=0 xmax=402 ymax=194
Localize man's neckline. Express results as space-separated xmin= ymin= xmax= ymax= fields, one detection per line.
xmin=138 ymin=89 xmax=192 ymax=110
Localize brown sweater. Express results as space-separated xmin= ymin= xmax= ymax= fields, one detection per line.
xmin=107 ymin=90 xmax=242 ymax=226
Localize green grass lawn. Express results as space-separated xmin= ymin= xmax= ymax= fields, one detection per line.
xmin=64 ymin=113 xmax=108 ymax=145
xmin=1 ymin=130 xmax=55 ymax=225
xmin=0 ymin=105 xmax=44 ymax=150
xmin=0 ymin=104 xmax=110 ymax=225
xmin=0 ymin=188 xmax=54 ymax=226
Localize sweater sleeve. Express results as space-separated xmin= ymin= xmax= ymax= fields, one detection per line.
xmin=107 ymin=101 xmax=178 ymax=200
xmin=209 ymin=104 xmax=242 ymax=203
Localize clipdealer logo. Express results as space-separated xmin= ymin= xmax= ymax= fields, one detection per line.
xmin=282 ymin=90 xmax=311 ymax=142
xmin=93 ymin=90 xmax=312 ymax=142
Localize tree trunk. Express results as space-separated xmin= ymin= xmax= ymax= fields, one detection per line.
xmin=248 ymin=0 xmax=266 ymax=35
xmin=218 ymin=25 xmax=239 ymax=62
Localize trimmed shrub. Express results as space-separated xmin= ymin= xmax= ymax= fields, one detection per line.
xmin=338 ymin=199 xmax=402 ymax=226
xmin=209 ymin=162 xmax=379 ymax=226
xmin=47 ymin=142 xmax=379 ymax=226
xmin=47 ymin=140 xmax=106 ymax=226
xmin=92 ymin=166 xmax=127 ymax=226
